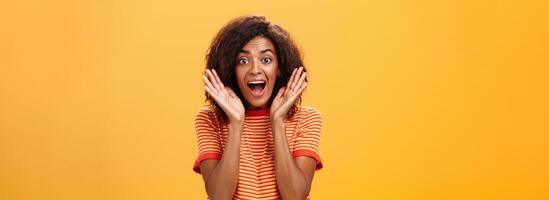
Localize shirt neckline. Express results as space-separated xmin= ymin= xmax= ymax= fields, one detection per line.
xmin=245 ymin=108 xmax=270 ymax=117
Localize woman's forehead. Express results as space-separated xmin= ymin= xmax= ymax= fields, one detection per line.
xmin=240 ymin=36 xmax=275 ymax=54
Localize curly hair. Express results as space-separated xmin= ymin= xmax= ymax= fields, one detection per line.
xmin=204 ymin=15 xmax=306 ymax=123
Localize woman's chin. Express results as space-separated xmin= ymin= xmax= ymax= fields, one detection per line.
xmin=244 ymin=91 xmax=272 ymax=109
xmin=245 ymin=98 xmax=270 ymax=110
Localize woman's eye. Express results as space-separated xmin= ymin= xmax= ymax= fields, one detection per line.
xmin=239 ymin=58 xmax=249 ymax=65
xmin=262 ymin=57 xmax=272 ymax=63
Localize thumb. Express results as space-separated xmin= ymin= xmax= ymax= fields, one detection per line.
xmin=275 ymin=87 xmax=286 ymax=99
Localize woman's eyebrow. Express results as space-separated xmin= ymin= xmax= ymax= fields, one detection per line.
xmin=260 ymin=49 xmax=274 ymax=54
xmin=238 ymin=49 xmax=274 ymax=54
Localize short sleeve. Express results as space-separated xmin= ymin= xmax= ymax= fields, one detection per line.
xmin=293 ymin=107 xmax=324 ymax=171
xmin=192 ymin=107 xmax=223 ymax=174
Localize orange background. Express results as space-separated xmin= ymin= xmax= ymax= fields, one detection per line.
xmin=1 ymin=0 xmax=548 ymax=199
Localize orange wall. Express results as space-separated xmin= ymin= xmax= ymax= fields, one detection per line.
xmin=1 ymin=0 xmax=548 ymax=199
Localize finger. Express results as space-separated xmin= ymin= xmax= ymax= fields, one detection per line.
xmin=288 ymin=67 xmax=303 ymax=94
xmin=206 ymin=69 xmax=221 ymax=90
xmin=206 ymin=85 xmax=229 ymax=109
xmin=203 ymin=75 xmax=216 ymax=94
xmin=286 ymin=67 xmax=298 ymax=89
xmin=284 ymin=69 xmax=297 ymax=97
xmin=283 ymin=83 xmax=291 ymax=97
xmin=287 ymin=82 xmax=307 ymax=101
xmin=290 ymin=67 xmax=304 ymax=91
xmin=293 ymin=71 xmax=307 ymax=94
xmin=204 ymin=85 xmax=219 ymax=101
xmin=296 ymin=81 xmax=308 ymax=95
xmin=206 ymin=69 xmax=219 ymax=90
xmin=212 ymin=69 xmax=230 ymax=96
xmin=212 ymin=69 xmax=225 ymax=88
xmin=275 ymin=87 xmax=286 ymax=99
xmin=206 ymin=85 xmax=227 ymax=109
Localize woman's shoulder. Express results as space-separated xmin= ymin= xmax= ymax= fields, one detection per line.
xmin=296 ymin=106 xmax=322 ymax=116
xmin=290 ymin=106 xmax=323 ymax=122
xmin=195 ymin=105 xmax=218 ymax=122
xmin=291 ymin=106 xmax=323 ymax=131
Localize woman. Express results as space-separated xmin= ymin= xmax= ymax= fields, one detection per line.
xmin=193 ymin=15 xmax=323 ymax=200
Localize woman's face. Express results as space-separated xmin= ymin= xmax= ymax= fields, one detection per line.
xmin=235 ymin=36 xmax=279 ymax=110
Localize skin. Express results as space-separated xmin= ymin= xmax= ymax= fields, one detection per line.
xmin=235 ymin=36 xmax=278 ymax=109
xmin=201 ymin=36 xmax=316 ymax=200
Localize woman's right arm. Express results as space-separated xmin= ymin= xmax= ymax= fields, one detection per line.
xmin=200 ymin=69 xmax=245 ymax=199
xmin=200 ymin=122 xmax=242 ymax=200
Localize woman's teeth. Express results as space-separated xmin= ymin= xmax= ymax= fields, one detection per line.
xmin=247 ymin=80 xmax=266 ymax=97
xmin=248 ymin=80 xmax=265 ymax=84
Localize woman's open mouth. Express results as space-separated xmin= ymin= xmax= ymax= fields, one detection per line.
xmin=247 ymin=80 xmax=266 ymax=98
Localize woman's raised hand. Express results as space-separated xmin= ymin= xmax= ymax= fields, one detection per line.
xmin=203 ymin=69 xmax=245 ymax=125
xmin=270 ymin=66 xmax=307 ymax=122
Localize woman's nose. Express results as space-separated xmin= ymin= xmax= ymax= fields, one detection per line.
xmin=250 ymin=60 xmax=262 ymax=74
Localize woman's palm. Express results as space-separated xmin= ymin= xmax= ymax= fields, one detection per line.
xmin=203 ymin=69 xmax=245 ymax=123
xmin=270 ymin=67 xmax=307 ymax=120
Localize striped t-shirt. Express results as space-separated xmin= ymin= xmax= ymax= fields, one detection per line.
xmin=193 ymin=106 xmax=324 ymax=200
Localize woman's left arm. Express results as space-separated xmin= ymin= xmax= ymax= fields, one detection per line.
xmin=270 ymin=67 xmax=316 ymax=200
xmin=272 ymin=119 xmax=317 ymax=200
